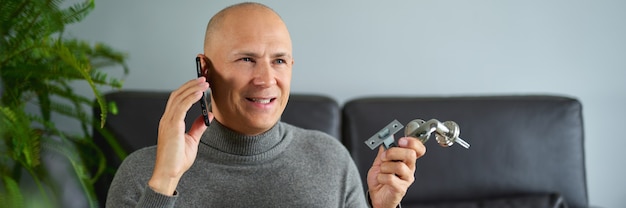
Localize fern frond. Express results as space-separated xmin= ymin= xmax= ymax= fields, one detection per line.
xmin=34 ymin=84 xmax=52 ymax=122
xmin=91 ymin=42 xmax=129 ymax=74
xmin=41 ymin=138 xmax=98 ymax=207
xmin=28 ymin=100 xmax=91 ymax=133
xmin=1 ymin=175 xmax=25 ymax=208
xmin=0 ymin=106 xmax=41 ymax=168
xmin=55 ymin=81 xmax=94 ymax=137
xmin=0 ymin=1 xmax=27 ymax=49
xmin=1 ymin=62 xmax=85 ymax=83
xmin=71 ymin=135 xmax=107 ymax=184
xmin=45 ymin=82 xmax=93 ymax=105
xmin=53 ymin=39 xmax=110 ymax=128
xmin=93 ymin=124 xmax=127 ymax=161
xmin=61 ymin=0 xmax=94 ymax=25
xmin=27 ymin=113 xmax=66 ymax=142
xmin=65 ymin=39 xmax=129 ymax=88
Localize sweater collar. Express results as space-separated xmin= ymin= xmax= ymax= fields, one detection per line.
xmin=199 ymin=120 xmax=284 ymax=157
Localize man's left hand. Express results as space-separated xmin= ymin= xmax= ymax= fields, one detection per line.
xmin=367 ymin=136 xmax=426 ymax=208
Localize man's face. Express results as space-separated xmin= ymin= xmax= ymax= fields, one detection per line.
xmin=204 ymin=8 xmax=293 ymax=135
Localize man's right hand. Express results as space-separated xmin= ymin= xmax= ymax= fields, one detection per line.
xmin=148 ymin=77 xmax=212 ymax=195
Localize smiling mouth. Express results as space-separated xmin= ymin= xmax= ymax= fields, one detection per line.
xmin=247 ymin=98 xmax=275 ymax=104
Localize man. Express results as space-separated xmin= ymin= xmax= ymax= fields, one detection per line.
xmin=106 ymin=2 xmax=425 ymax=208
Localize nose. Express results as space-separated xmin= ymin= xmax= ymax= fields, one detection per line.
xmin=252 ymin=61 xmax=276 ymax=87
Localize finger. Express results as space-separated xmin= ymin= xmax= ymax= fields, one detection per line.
xmin=165 ymin=78 xmax=206 ymax=111
xmin=379 ymin=161 xmax=415 ymax=181
xmin=386 ymin=140 xmax=424 ymax=173
xmin=374 ymin=146 xmax=385 ymax=163
xmin=174 ymin=78 xmax=209 ymax=108
xmin=163 ymin=78 xmax=209 ymax=123
xmin=376 ymin=172 xmax=410 ymax=192
xmin=398 ymin=137 xmax=426 ymax=158
xmin=384 ymin=148 xmax=417 ymax=169
xmin=188 ymin=113 xmax=213 ymax=141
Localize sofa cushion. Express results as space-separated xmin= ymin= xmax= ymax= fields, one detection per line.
xmin=342 ymin=95 xmax=586 ymax=208
xmin=406 ymin=193 xmax=566 ymax=208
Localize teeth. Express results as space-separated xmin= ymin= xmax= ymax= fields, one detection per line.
xmin=251 ymin=98 xmax=271 ymax=104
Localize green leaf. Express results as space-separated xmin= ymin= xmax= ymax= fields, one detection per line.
xmin=108 ymin=101 xmax=118 ymax=115
xmin=41 ymin=138 xmax=98 ymax=207
xmin=1 ymin=175 xmax=24 ymax=208
xmin=61 ymin=0 xmax=94 ymax=25
xmin=0 ymin=106 xmax=41 ymax=168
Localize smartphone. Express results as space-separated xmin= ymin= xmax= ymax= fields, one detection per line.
xmin=195 ymin=57 xmax=211 ymax=126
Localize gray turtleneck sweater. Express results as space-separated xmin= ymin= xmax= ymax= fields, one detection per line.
xmin=106 ymin=121 xmax=368 ymax=207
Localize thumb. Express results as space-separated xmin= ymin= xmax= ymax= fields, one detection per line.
xmin=372 ymin=145 xmax=386 ymax=165
xmin=398 ymin=136 xmax=426 ymax=158
xmin=188 ymin=113 xmax=211 ymax=141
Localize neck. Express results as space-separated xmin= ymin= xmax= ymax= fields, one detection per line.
xmin=200 ymin=120 xmax=282 ymax=156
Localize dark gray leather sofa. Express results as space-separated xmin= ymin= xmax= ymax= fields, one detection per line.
xmin=342 ymin=96 xmax=586 ymax=208
xmin=93 ymin=91 xmax=587 ymax=208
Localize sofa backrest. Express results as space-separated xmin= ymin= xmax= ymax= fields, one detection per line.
xmin=93 ymin=92 xmax=587 ymax=207
xmin=282 ymin=94 xmax=341 ymax=138
xmin=342 ymin=96 xmax=587 ymax=208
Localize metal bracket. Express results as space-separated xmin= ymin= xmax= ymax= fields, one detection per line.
xmin=365 ymin=118 xmax=470 ymax=150
xmin=364 ymin=120 xmax=404 ymax=150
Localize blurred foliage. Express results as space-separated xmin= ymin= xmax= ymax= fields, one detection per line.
xmin=0 ymin=0 xmax=128 ymax=207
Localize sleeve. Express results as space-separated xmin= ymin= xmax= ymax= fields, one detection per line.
xmin=366 ymin=191 xmax=402 ymax=208
xmin=343 ymin=151 xmax=370 ymax=208
xmin=134 ymin=185 xmax=178 ymax=208
xmin=105 ymin=148 xmax=178 ymax=208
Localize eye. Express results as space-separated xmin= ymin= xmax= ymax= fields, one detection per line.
xmin=241 ymin=57 xmax=254 ymax=62
xmin=274 ymin=59 xmax=286 ymax=64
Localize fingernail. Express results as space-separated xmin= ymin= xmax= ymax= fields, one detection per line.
xmin=398 ymin=138 xmax=408 ymax=146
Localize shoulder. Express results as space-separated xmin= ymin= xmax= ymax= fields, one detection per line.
xmin=107 ymin=146 xmax=158 ymax=206
xmin=116 ymin=146 xmax=157 ymax=174
xmin=280 ymin=122 xmax=352 ymax=162
xmin=280 ymin=122 xmax=343 ymax=146
xmin=124 ymin=146 xmax=157 ymax=162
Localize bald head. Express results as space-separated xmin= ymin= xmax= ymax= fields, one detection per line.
xmin=204 ymin=2 xmax=289 ymax=53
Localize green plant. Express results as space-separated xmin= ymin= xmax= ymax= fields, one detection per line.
xmin=0 ymin=0 xmax=128 ymax=207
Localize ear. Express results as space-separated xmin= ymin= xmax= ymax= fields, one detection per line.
xmin=197 ymin=54 xmax=214 ymax=112
xmin=196 ymin=54 xmax=209 ymax=77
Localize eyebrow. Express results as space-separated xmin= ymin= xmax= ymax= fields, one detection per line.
xmin=234 ymin=51 xmax=292 ymax=59
xmin=272 ymin=52 xmax=292 ymax=59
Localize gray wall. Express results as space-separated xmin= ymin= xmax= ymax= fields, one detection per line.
xmin=67 ymin=0 xmax=625 ymax=207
